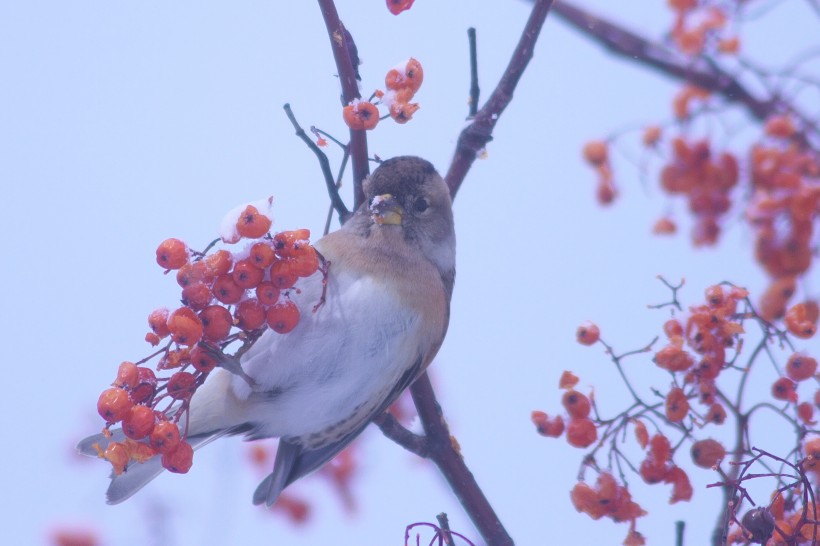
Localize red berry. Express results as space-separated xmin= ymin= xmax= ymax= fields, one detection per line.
xmin=232 ymin=259 xmax=264 ymax=289
xmin=235 ymin=205 xmax=272 ymax=239
xmin=161 ymin=440 xmax=194 ymax=473
xmin=130 ymin=367 xmax=157 ymax=404
xmin=150 ymin=420 xmax=181 ymax=454
xmin=122 ymin=405 xmax=155 ymax=440
xmin=772 ymin=377 xmax=798 ymax=402
xmin=562 ymin=390 xmax=591 ymax=419
xmin=204 ymin=250 xmax=233 ymax=277
xmin=266 ymin=300 xmax=300 ymax=334
xmin=103 ymin=442 xmax=130 ymax=475
xmin=97 ymin=388 xmax=133 ymax=423
xmin=386 ymin=0 xmax=415 ymax=15
xmin=269 ymin=260 xmax=297 ymax=289
xmin=786 ymin=353 xmax=818 ymax=382
xmin=156 ymin=238 xmax=189 ymax=270
xmin=166 ymin=371 xmax=197 ymax=400
xmin=566 ymin=418 xmax=597 ymax=448
xmin=189 ymin=345 xmax=218 ymax=373
xmin=576 ymin=321 xmax=600 ymax=345
xmin=113 ymin=361 xmax=139 ymax=389
xmin=148 ymin=308 xmax=171 ymax=337
xmin=691 ymin=439 xmax=726 ymax=468
xmin=342 ymin=101 xmax=380 ymax=131
xmin=665 ymin=387 xmax=690 ymax=422
xmin=235 ymin=298 xmax=266 ymax=331
xmin=166 ymin=307 xmax=203 ymax=346
xmin=531 ymin=411 xmax=565 ymax=437
xmin=199 ymin=305 xmax=233 ymax=342
xmin=255 ymin=281 xmax=281 ymax=306
xmin=249 ymin=242 xmax=276 ymax=269
xmin=212 ymin=274 xmax=244 ymax=305
xmin=181 ymin=282 xmax=213 ymax=310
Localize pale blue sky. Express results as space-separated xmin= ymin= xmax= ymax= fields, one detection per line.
xmin=2 ymin=1 xmax=817 ymax=545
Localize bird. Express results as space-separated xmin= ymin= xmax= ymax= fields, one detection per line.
xmin=77 ymin=156 xmax=456 ymax=506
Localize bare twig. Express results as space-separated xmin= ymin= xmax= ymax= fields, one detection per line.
xmin=467 ymin=28 xmax=480 ymax=119
xmin=317 ymin=0 xmax=369 ymax=208
xmin=373 ymin=412 xmax=430 ymax=458
xmin=445 ymin=0 xmax=555 ymax=198
xmin=284 ymin=103 xmax=351 ymax=223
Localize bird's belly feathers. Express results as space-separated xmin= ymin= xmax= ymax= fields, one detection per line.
xmin=229 ymin=267 xmax=426 ymax=439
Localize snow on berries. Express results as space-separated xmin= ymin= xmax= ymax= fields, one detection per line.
xmin=342 ymin=58 xmax=424 ymax=131
xmin=89 ymin=198 xmax=327 ymax=477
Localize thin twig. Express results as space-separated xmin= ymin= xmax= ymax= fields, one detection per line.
xmin=437 ymin=513 xmax=456 ymax=546
xmin=445 ymin=0 xmax=555 ymax=198
xmin=373 ymin=413 xmax=430 ymax=457
xmin=283 ymin=103 xmax=351 ymax=222
xmin=467 ymin=28 xmax=480 ymax=119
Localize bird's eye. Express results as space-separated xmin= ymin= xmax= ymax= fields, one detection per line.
xmin=414 ymin=198 xmax=429 ymax=213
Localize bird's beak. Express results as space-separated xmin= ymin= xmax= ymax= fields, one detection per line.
xmin=370 ymin=194 xmax=403 ymax=226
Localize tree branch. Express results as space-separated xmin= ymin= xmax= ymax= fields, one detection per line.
xmin=549 ymin=0 xmax=818 ymax=151
xmin=317 ymin=0 xmax=369 ymax=208
xmin=445 ymin=0 xmax=555 ymax=198
xmin=373 ymin=412 xmax=430 ymax=458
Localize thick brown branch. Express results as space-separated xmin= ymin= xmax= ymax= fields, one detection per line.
xmin=410 ymin=373 xmax=513 ymax=546
xmin=317 ymin=0 xmax=369 ymax=208
xmin=445 ymin=0 xmax=555 ymax=198
xmin=373 ymin=412 xmax=430 ymax=457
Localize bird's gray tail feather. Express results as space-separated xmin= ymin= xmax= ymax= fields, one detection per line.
xmin=76 ymin=427 xmax=228 ymax=505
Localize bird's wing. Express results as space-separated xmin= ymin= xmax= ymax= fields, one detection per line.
xmin=252 ymin=353 xmax=425 ymax=507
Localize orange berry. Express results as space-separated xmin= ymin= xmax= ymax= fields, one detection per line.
xmin=235 ymin=205 xmax=272 ymax=239
xmin=122 ymin=405 xmax=155 ymax=440
xmin=785 ymin=302 xmax=818 ymax=339
xmin=559 ymin=371 xmax=580 ymax=389
xmin=181 ymin=282 xmax=212 ymax=310
xmin=705 ymin=285 xmax=725 ymax=307
xmin=166 ymin=307 xmax=203 ymax=346
xmin=235 ymin=298 xmax=266 ymax=331
xmin=642 ymin=126 xmax=662 ymax=147
xmin=289 ymin=251 xmax=320 ymax=278
xmin=389 ymin=101 xmax=420 ymax=124
xmin=266 ymin=299 xmax=300 ymax=334
xmin=759 ymin=276 xmax=796 ymax=322
xmin=249 ymin=242 xmax=276 ymax=269
xmin=596 ymin=178 xmax=617 ymax=205
xmin=765 ymin=115 xmax=797 ymax=139
xmin=531 ymin=411 xmax=565 ymax=437
xmin=255 ymin=281 xmax=281 ymax=306
xmin=717 ymin=36 xmax=740 ymax=54
xmin=145 ymin=332 xmax=161 ymax=346
xmin=665 ymin=387 xmax=690 ymax=422
xmin=148 ymin=308 xmax=171 ymax=337
xmin=342 ymin=101 xmax=380 ymax=131
xmin=204 ymin=250 xmax=233 ymax=277
xmin=212 ymin=273 xmax=244 ymax=305
xmin=269 ymin=260 xmax=298 ymax=290
xmin=668 ymin=0 xmax=696 ymax=11
xmin=166 ymin=371 xmax=197 ymax=400
xmin=124 ymin=438 xmax=156 ymax=463
xmin=639 ymin=456 xmax=669 ymax=484
xmin=566 ymin=418 xmax=597 ymax=448
xmin=570 ymin=481 xmax=606 ymax=519
xmin=691 ymin=439 xmax=726 ymax=468
xmin=199 ymin=305 xmax=233 ymax=342
xmin=103 ymin=442 xmax=130 ymax=475
xmin=705 ymin=403 xmax=727 ymax=425
xmin=113 ymin=361 xmax=139 ymax=389
xmin=786 ymin=353 xmax=817 ymax=382
xmin=772 ymin=376 xmax=798 ymax=402
xmin=176 ymin=260 xmax=210 ymax=288
xmin=582 ymin=140 xmax=608 ymax=166
xmin=97 ymin=387 xmax=133 ymax=423
xmin=562 ymin=390 xmax=591 ymax=419
xmin=273 ymin=229 xmax=311 ymax=255
xmin=404 ymin=58 xmax=424 ymax=93
xmin=663 ymin=319 xmax=684 ymax=338
xmin=129 ymin=367 xmax=157 ymax=405
xmin=155 ymin=238 xmax=189 ymax=270
xmin=576 ymin=321 xmax=600 ymax=346
xmin=665 ymin=466 xmax=693 ymax=503
xmin=652 ymin=217 xmax=677 ymax=235
xmin=149 ymin=420 xmax=181 ymax=454
xmin=798 ymin=402 xmax=815 ymax=424
xmin=654 ymin=345 xmax=695 ymax=372
xmin=650 ymin=434 xmax=672 ymax=463
xmin=229 ymin=258 xmax=262 ymax=290
xmin=632 ymin=419 xmax=649 ymax=449
xmin=161 ymin=440 xmax=194 ymax=474
xmin=188 ymin=345 xmax=218 ymax=373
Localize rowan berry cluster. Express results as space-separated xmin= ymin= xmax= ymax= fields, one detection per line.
xmin=93 ymin=199 xmax=323 ymax=477
xmin=667 ymin=2 xmax=740 ymax=57
xmin=532 ymin=280 xmax=818 ymax=545
xmin=341 ymin=58 xmax=423 ymax=132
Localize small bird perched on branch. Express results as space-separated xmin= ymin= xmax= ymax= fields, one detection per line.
xmin=78 ymin=156 xmax=456 ymax=507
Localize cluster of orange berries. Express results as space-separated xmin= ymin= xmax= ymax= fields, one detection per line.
xmin=660 ymin=136 xmax=739 ymax=246
xmin=748 ymin=114 xmax=820 ymax=319
xmin=581 ymin=140 xmax=617 ymax=205
xmin=341 ymin=58 xmax=423 ymax=132
xmin=531 ymin=371 xmax=596 ymax=448
xmin=93 ymin=202 xmax=321 ymax=476
xmin=667 ymin=1 xmax=740 ymax=56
